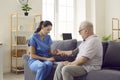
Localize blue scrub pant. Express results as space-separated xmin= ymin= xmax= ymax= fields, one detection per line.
xmin=29 ymin=59 xmax=53 ymax=80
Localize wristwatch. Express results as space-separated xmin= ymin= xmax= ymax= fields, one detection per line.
xmin=18 ymin=0 xmax=28 ymax=5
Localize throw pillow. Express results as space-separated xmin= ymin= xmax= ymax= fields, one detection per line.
xmin=103 ymin=41 xmax=120 ymax=70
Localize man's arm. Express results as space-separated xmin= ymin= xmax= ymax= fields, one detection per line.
xmin=71 ymin=48 xmax=79 ymax=56
xmin=69 ymin=56 xmax=89 ymax=65
xmin=55 ymin=48 xmax=79 ymax=56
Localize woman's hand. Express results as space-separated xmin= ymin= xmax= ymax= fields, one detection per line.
xmin=46 ymin=57 xmax=55 ymax=62
xmin=54 ymin=49 xmax=72 ymax=57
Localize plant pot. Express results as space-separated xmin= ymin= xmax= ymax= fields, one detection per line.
xmin=24 ymin=12 xmax=29 ymax=16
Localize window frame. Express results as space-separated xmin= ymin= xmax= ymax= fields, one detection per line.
xmin=42 ymin=0 xmax=76 ymax=40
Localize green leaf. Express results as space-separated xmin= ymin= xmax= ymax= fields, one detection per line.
xmin=102 ymin=35 xmax=111 ymax=42
xmin=21 ymin=4 xmax=32 ymax=12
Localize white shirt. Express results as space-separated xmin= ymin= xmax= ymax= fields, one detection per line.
xmin=76 ymin=35 xmax=103 ymax=72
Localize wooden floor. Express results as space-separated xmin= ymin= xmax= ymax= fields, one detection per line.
xmin=3 ymin=72 xmax=24 ymax=80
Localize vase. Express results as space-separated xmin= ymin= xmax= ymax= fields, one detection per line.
xmin=24 ymin=12 xmax=28 ymax=16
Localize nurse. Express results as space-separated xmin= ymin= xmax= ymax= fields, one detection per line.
xmin=28 ymin=20 xmax=55 ymax=80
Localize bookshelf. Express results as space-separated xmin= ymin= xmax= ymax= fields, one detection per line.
xmin=10 ymin=13 xmax=41 ymax=73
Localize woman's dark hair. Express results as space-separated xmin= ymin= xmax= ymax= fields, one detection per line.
xmin=34 ymin=20 xmax=52 ymax=33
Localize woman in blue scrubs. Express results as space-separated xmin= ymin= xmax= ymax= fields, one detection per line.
xmin=28 ymin=20 xmax=55 ymax=80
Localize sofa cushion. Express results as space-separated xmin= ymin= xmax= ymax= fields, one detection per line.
xmin=103 ymin=41 xmax=120 ymax=70
xmin=102 ymin=42 xmax=108 ymax=59
xmin=51 ymin=39 xmax=77 ymax=51
xmin=51 ymin=39 xmax=77 ymax=61
xmin=77 ymin=41 xmax=82 ymax=47
xmin=87 ymin=69 xmax=120 ymax=80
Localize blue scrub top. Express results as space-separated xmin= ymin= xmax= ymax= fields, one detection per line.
xmin=28 ymin=33 xmax=53 ymax=58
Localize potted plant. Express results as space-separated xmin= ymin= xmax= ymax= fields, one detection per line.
xmin=102 ymin=35 xmax=111 ymax=42
xmin=22 ymin=4 xmax=32 ymax=16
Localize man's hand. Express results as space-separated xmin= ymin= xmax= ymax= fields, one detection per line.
xmin=62 ymin=61 xmax=70 ymax=65
xmin=62 ymin=61 xmax=78 ymax=66
xmin=64 ymin=51 xmax=72 ymax=56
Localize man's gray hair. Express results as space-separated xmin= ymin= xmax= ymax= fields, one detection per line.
xmin=80 ymin=21 xmax=93 ymax=30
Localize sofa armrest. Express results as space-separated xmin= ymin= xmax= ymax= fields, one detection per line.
xmin=22 ymin=54 xmax=30 ymax=62
xmin=22 ymin=54 xmax=36 ymax=80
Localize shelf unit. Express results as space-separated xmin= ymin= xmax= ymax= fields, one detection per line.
xmin=112 ymin=18 xmax=120 ymax=41
xmin=10 ymin=13 xmax=41 ymax=73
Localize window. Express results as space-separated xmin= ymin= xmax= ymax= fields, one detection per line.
xmin=42 ymin=0 xmax=55 ymax=39
xmin=42 ymin=0 xmax=75 ymax=40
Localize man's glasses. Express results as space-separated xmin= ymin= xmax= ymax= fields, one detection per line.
xmin=78 ymin=28 xmax=85 ymax=33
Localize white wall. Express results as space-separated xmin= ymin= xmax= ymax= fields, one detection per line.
xmin=0 ymin=0 xmax=42 ymax=73
xmin=86 ymin=0 xmax=105 ymax=38
xmin=105 ymin=0 xmax=120 ymax=36
xmin=75 ymin=0 xmax=105 ymax=40
xmin=85 ymin=0 xmax=120 ymax=39
xmin=95 ymin=0 xmax=105 ymax=38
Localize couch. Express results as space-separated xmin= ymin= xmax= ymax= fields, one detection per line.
xmin=23 ymin=39 xmax=120 ymax=80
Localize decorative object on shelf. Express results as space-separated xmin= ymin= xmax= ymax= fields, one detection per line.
xmin=16 ymin=36 xmax=27 ymax=45
xmin=18 ymin=0 xmax=28 ymax=5
xmin=22 ymin=3 xmax=32 ymax=16
xmin=18 ymin=25 xmax=23 ymax=30
xmin=102 ymin=35 xmax=111 ymax=42
xmin=12 ymin=49 xmax=27 ymax=57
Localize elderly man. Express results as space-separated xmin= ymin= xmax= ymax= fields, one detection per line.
xmin=53 ymin=21 xmax=103 ymax=80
